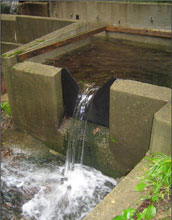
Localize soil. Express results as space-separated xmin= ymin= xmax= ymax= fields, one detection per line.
xmin=47 ymin=37 xmax=171 ymax=89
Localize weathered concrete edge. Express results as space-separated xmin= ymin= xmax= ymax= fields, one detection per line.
xmin=106 ymin=31 xmax=171 ymax=49
xmin=1 ymin=41 xmax=22 ymax=54
xmin=83 ymin=156 xmax=151 ymax=220
xmin=2 ymin=21 xmax=100 ymax=61
xmin=0 ymin=13 xmax=76 ymax=24
xmin=149 ymin=102 xmax=171 ymax=156
xmin=28 ymin=38 xmax=91 ymax=64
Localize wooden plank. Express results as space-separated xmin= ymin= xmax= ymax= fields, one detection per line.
xmin=17 ymin=26 xmax=106 ymax=62
xmin=106 ymin=26 xmax=171 ymax=39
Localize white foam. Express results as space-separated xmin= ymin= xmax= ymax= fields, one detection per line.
xmin=2 ymin=157 xmax=116 ymax=220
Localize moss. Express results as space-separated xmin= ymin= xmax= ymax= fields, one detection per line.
xmin=35 ymin=40 xmax=45 ymax=43
xmin=8 ymin=50 xmax=25 ymax=57
xmin=1 ymin=54 xmax=7 ymax=58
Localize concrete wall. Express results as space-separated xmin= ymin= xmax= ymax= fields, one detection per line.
xmin=1 ymin=14 xmax=17 ymax=43
xmin=15 ymin=15 xmax=74 ymax=44
xmin=49 ymin=1 xmax=171 ymax=31
xmin=18 ymin=2 xmax=49 ymax=17
xmin=1 ymin=41 xmax=22 ymax=54
xmin=150 ymin=102 xmax=171 ymax=155
xmin=109 ymin=80 xmax=171 ymax=176
xmin=106 ymin=31 xmax=171 ymax=48
xmin=0 ymin=14 xmax=74 ymax=44
xmin=3 ymin=61 xmax=65 ymax=152
xmin=1 ymin=21 xmax=102 ymax=151
xmin=2 ymin=16 xmax=171 ymax=177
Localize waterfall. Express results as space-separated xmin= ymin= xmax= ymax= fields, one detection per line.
xmin=1 ymin=84 xmax=117 ymax=220
xmin=64 ymin=85 xmax=98 ymax=176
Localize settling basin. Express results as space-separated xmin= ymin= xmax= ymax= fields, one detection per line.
xmin=47 ymin=37 xmax=171 ymax=89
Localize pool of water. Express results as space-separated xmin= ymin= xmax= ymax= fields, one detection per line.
xmin=47 ymin=37 xmax=171 ymax=89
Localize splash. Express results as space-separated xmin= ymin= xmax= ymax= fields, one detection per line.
xmin=1 ymin=148 xmax=116 ymax=220
xmin=1 ymin=85 xmax=117 ymax=220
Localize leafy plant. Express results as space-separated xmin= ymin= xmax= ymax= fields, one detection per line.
xmin=113 ymin=205 xmax=156 ymax=220
xmin=1 ymin=102 xmax=11 ymax=116
xmin=113 ymin=153 xmax=171 ymax=220
xmin=136 ymin=205 xmax=156 ymax=220
xmin=135 ymin=153 xmax=171 ymax=201
xmin=113 ymin=208 xmax=136 ymax=220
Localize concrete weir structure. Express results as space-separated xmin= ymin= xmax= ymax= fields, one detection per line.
xmin=1 ymin=6 xmax=171 ymax=218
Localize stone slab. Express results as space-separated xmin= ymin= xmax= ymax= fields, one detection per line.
xmin=10 ymin=61 xmax=64 ymax=152
xmin=150 ymin=102 xmax=171 ymax=155
xmin=109 ymin=80 xmax=171 ymax=175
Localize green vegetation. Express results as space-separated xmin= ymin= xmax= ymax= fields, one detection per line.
xmin=1 ymin=102 xmax=11 ymax=116
xmin=111 ymin=136 xmax=117 ymax=143
xmin=7 ymin=50 xmax=24 ymax=57
xmin=113 ymin=205 xmax=156 ymax=220
xmin=113 ymin=153 xmax=171 ymax=220
xmin=35 ymin=40 xmax=45 ymax=43
xmin=1 ymin=54 xmax=7 ymax=58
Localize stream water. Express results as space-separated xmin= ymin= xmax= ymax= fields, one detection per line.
xmin=1 ymin=86 xmax=117 ymax=220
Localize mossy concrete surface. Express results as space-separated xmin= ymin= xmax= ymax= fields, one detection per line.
xmin=150 ymin=101 xmax=171 ymax=155
xmin=8 ymin=61 xmax=65 ymax=153
xmin=109 ymin=80 xmax=171 ymax=176
xmin=83 ymin=157 xmax=151 ymax=220
xmin=58 ymin=118 xmax=122 ymax=178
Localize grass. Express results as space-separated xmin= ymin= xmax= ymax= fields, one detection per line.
xmin=1 ymin=102 xmax=11 ymax=116
xmin=113 ymin=153 xmax=171 ymax=220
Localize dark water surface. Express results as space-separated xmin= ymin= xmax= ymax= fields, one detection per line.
xmin=48 ymin=37 xmax=171 ymax=89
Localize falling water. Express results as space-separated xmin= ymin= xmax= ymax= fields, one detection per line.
xmin=1 ymin=85 xmax=117 ymax=220
xmin=64 ymin=85 xmax=98 ymax=176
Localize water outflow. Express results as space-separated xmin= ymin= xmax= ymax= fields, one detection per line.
xmin=1 ymin=0 xmax=19 ymax=14
xmin=1 ymin=85 xmax=117 ymax=220
xmin=64 ymin=86 xmax=98 ymax=176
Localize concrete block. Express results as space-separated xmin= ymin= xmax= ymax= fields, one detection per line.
xmin=150 ymin=102 xmax=171 ymax=155
xmin=16 ymin=15 xmax=73 ymax=44
xmin=109 ymin=80 xmax=170 ymax=175
xmin=1 ymin=14 xmax=17 ymax=43
xmin=10 ymin=62 xmax=64 ymax=152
